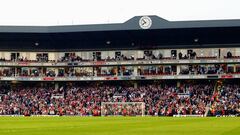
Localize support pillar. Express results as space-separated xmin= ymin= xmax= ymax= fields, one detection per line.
xmin=55 ymin=83 xmax=59 ymax=90
xmin=177 ymin=65 xmax=181 ymax=75
xmin=133 ymin=66 xmax=138 ymax=76
xmin=134 ymin=82 xmax=138 ymax=89
xmin=177 ymin=81 xmax=181 ymax=87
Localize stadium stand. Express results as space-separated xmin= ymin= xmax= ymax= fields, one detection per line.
xmin=0 ymin=81 xmax=239 ymax=116
xmin=0 ymin=16 xmax=240 ymax=117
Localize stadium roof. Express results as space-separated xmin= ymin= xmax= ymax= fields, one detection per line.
xmin=0 ymin=15 xmax=240 ymax=51
xmin=1 ymin=15 xmax=240 ymax=33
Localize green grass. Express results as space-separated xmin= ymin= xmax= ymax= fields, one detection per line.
xmin=0 ymin=117 xmax=239 ymax=135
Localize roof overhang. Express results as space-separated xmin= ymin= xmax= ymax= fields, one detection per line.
xmin=1 ymin=15 xmax=240 ymax=33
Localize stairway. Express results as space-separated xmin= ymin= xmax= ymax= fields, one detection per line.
xmin=204 ymin=80 xmax=218 ymax=117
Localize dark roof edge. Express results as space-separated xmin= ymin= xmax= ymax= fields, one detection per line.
xmin=0 ymin=15 xmax=240 ymax=33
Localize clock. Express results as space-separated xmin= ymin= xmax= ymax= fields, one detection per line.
xmin=139 ymin=16 xmax=152 ymax=29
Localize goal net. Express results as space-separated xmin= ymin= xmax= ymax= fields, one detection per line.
xmin=101 ymin=102 xmax=145 ymax=116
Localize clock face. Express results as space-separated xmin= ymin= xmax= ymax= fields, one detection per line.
xmin=139 ymin=16 xmax=152 ymax=29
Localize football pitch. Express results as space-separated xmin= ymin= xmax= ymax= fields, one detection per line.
xmin=0 ymin=117 xmax=239 ymax=135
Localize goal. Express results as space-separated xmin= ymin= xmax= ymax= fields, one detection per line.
xmin=101 ymin=102 xmax=145 ymax=116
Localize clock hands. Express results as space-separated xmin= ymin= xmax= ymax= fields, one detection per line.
xmin=142 ymin=19 xmax=147 ymax=25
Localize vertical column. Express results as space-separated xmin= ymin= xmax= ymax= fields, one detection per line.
xmin=133 ymin=66 xmax=138 ymax=76
xmin=156 ymin=66 xmax=158 ymax=74
xmin=28 ymin=68 xmax=30 ymax=76
xmin=41 ymin=67 xmax=44 ymax=77
xmin=177 ymin=65 xmax=181 ymax=75
xmin=177 ymin=81 xmax=181 ymax=87
xmin=55 ymin=83 xmax=59 ymax=90
xmin=55 ymin=52 xmax=58 ymax=62
xmin=94 ymin=67 xmax=97 ymax=76
xmin=163 ymin=66 xmax=165 ymax=74
xmin=234 ymin=64 xmax=236 ymax=73
xmin=15 ymin=67 xmax=17 ymax=77
xmin=134 ymin=82 xmax=138 ymax=89
xmin=26 ymin=52 xmax=30 ymax=60
xmin=55 ymin=68 xmax=58 ymax=77
xmin=40 ymin=82 xmax=43 ymax=87
xmin=134 ymin=50 xmax=138 ymax=60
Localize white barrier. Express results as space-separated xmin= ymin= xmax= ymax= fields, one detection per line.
xmin=173 ymin=115 xmax=204 ymax=117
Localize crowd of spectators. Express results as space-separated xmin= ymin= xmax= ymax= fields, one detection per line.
xmin=210 ymin=83 xmax=240 ymax=116
xmin=0 ymin=64 xmax=239 ymax=78
xmin=1 ymin=81 xmax=237 ymax=116
xmin=180 ymin=64 xmax=225 ymax=75
xmin=142 ymin=83 xmax=213 ymax=116
xmin=0 ymin=68 xmax=14 ymax=77
xmin=178 ymin=51 xmax=197 ymax=59
xmin=0 ymin=50 xmax=240 ymax=63
xmin=0 ymin=58 xmax=7 ymax=62
xmin=58 ymin=53 xmax=83 ymax=62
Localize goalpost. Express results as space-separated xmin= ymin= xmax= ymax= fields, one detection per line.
xmin=101 ymin=102 xmax=145 ymax=116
